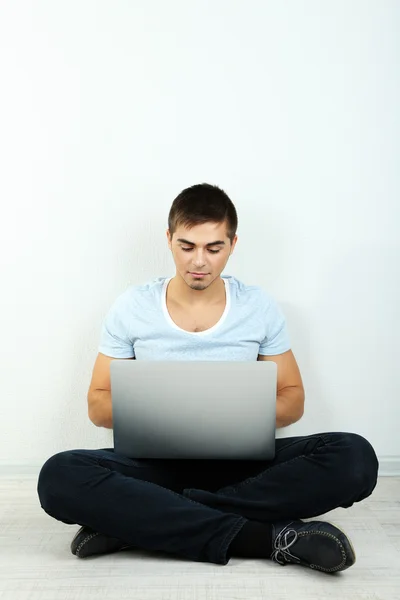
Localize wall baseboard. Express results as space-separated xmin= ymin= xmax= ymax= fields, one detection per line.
xmin=0 ymin=457 xmax=399 ymax=477
xmin=377 ymin=456 xmax=400 ymax=476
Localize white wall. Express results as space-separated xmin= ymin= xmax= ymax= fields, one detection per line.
xmin=0 ymin=0 xmax=398 ymax=469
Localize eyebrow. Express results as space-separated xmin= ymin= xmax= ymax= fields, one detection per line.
xmin=177 ymin=238 xmax=226 ymax=247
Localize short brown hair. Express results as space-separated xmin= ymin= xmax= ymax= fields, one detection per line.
xmin=168 ymin=183 xmax=238 ymax=245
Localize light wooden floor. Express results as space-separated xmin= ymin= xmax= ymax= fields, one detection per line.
xmin=0 ymin=474 xmax=399 ymax=600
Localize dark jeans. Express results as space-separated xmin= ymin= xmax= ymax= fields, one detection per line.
xmin=37 ymin=431 xmax=379 ymax=565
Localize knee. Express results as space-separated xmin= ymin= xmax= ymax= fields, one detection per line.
xmin=37 ymin=450 xmax=78 ymax=515
xmin=341 ymin=433 xmax=379 ymax=499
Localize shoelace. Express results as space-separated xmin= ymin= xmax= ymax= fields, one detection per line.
xmin=270 ymin=523 xmax=302 ymax=566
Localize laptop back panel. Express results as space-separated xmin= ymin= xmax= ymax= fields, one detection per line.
xmin=110 ymin=360 xmax=277 ymax=460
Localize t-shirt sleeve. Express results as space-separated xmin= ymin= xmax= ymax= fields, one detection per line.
xmin=258 ymin=294 xmax=291 ymax=356
xmin=98 ymin=292 xmax=135 ymax=359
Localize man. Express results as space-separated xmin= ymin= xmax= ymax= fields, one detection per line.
xmin=37 ymin=183 xmax=378 ymax=571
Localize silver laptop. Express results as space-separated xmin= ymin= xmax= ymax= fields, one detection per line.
xmin=110 ymin=360 xmax=277 ymax=461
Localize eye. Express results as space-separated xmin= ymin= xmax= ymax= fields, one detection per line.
xmin=182 ymin=248 xmax=220 ymax=254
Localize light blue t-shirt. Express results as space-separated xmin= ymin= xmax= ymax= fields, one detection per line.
xmin=99 ymin=275 xmax=291 ymax=361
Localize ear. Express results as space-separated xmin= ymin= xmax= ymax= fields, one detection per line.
xmin=166 ymin=229 xmax=172 ymax=250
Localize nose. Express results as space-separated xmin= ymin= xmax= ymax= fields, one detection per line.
xmin=191 ymin=252 xmax=207 ymax=267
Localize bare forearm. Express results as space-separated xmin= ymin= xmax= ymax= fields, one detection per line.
xmin=276 ymin=386 xmax=305 ymax=428
xmin=88 ymin=390 xmax=113 ymax=429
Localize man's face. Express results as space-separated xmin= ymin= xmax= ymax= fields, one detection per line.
xmin=167 ymin=221 xmax=237 ymax=291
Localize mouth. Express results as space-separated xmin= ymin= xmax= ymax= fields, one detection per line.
xmin=190 ymin=272 xmax=208 ymax=278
